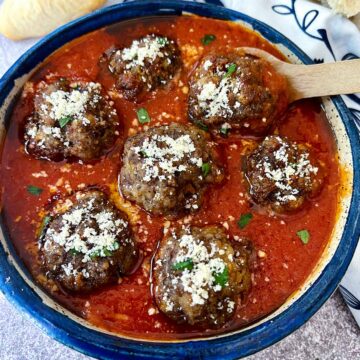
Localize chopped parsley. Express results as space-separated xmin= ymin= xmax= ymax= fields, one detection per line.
xmin=27 ymin=185 xmax=43 ymax=196
xmin=39 ymin=215 xmax=50 ymax=237
xmin=201 ymin=163 xmax=211 ymax=177
xmin=103 ymin=248 xmax=113 ymax=257
xmin=89 ymin=242 xmax=120 ymax=259
xmin=90 ymin=250 xmax=101 ymax=259
xmin=214 ymin=266 xmax=229 ymax=287
xmin=201 ymin=34 xmax=216 ymax=46
xmin=69 ymin=248 xmax=80 ymax=256
xmin=237 ymin=213 xmax=253 ymax=229
xmin=193 ymin=120 xmax=208 ymax=131
xmin=156 ymin=37 xmax=167 ymax=45
xmin=139 ymin=150 xmax=149 ymax=158
xmin=137 ymin=108 xmax=151 ymax=124
xmin=172 ymin=259 xmax=194 ymax=271
xmin=297 ymin=229 xmax=310 ymax=244
xmin=58 ymin=116 xmax=73 ymax=128
xmin=220 ymin=125 xmax=230 ymax=137
xmin=224 ymin=63 xmax=237 ymax=78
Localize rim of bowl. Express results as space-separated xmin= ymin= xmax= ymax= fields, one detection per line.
xmin=0 ymin=1 xmax=359 ymax=359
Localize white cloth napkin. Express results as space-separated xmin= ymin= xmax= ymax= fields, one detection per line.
xmin=0 ymin=0 xmax=359 ymax=326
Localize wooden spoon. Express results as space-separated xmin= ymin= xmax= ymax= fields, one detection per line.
xmin=240 ymin=47 xmax=360 ymax=102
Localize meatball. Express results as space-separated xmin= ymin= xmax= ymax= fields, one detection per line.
xmin=243 ymin=135 xmax=324 ymax=212
xmin=39 ymin=190 xmax=139 ymax=292
xmin=24 ymin=78 xmax=118 ymax=161
xmin=153 ymin=226 xmax=253 ymax=328
xmin=104 ymin=34 xmax=181 ymax=101
xmin=119 ymin=123 xmax=224 ymax=217
xmin=188 ymin=53 xmax=288 ymax=135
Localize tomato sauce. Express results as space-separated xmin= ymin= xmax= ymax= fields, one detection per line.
xmin=0 ymin=16 xmax=340 ymax=339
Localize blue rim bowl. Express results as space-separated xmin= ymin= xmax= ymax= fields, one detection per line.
xmin=0 ymin=1 xmax=359 ymax=359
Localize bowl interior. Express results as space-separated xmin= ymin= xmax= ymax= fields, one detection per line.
xmin=0 ymin=1 xmax=359 ymax=359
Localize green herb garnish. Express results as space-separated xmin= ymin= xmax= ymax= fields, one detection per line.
xmin=90 ymin=250 xmax=101 ymax=259
xmin=103 ymin=248 xmax=113 ymax=257
xmin=58 ymin=116 xmax=73 ymax=128
xmin=172 ymin=259 xmax=194 ymax=271
xmin=297 ymin=229 xmax=310 ymax=244
xmin=89 ymin=243 xmax=119 ymax=259
xmin=27 ymin=185 xmax=43 ymax=196
xmin=193 ymin=120 xmax=208 ymax=131
xmin=157 ymin=37 xmax=167 ymax=45
xmin=90 ymin=249 xmax=103 ymax=259
xmin=237 ymin=213 xmax=253 ymax=229
xmin=201 ymin=34 xmax=216 ymax=46
xmin=214 ymin=266 xmax=229 ymax=287
xmin=137 ymin=108 xmax=151 ymax=124
xmin=39 ymin=215 xmax=50 ymax=237
xmin=224 ymin=63 xmax=237 ymax=78
xmin=201 ymin=163 xmax=211 ymax=177
xmin=70 ymin=248 xmax=80 ymax=256
xmin=139 ymin=150 xmax=149 ymax=158
xmin=220 ymin=126 xmax=230 ymax=137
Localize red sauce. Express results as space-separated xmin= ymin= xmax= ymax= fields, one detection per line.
xmin=0 ymin=15 xmax=340 ymax=339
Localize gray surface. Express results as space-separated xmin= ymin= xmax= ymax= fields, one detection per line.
xmin=0 ymin=291 xmax=359 ymax=359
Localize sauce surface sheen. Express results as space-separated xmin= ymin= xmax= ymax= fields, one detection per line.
xmin=0 ymin=15 xmax=340 ymax=339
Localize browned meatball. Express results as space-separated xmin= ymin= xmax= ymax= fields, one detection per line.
xmin=39 ymin=190 xmax=139 ymax=292
xmin=188 ymin=53 xmax=288 ymax=135
xmin=153 ymin=226 xmax=253 ymax=328
xmin=104 ymin=34 xmax=181 ymax=101
xmin=243 ymin=135 xmax=324 ymax=212
xmin=119 ymin=123 xmax=224 ymax=217
xmin=24 ymin=78 xmax=118 ymax=162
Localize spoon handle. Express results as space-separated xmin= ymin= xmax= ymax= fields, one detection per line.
xmin=280 ymin=59 xmax=360 ymax=102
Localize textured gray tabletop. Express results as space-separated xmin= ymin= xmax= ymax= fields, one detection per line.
xmin=1 ymin=291 xmax=359 ymax=359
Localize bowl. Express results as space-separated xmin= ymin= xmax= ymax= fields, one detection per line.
xmin=0 ymin=1 xmax=359 ymax=359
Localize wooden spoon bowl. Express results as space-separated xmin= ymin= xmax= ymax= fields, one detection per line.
xmin=240 ymin=47 xmax=360 ymax=103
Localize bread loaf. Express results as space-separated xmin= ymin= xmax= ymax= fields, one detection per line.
xmin=319 ymin=0 xmax=360 ymax=17
xmin=0 ymin=0 xmax=106 ymax=40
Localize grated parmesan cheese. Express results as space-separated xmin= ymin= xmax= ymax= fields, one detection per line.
xmin=117 ymin=35 xmax=173 ymax=78
xmin=256 ymin=136 xmax=319 ymax=203
xmin=197 ymin=62 xmax=240 ymax=118
xmin=43 ymin=194 xmax=130 ymax=263
xmin=42 ymin=82 xmax=102 ymax=125
xmin=133 ymin=130 xmax=203 ymax=182
xmin=163 ymin=230 xmax=229 ymax=307
xmin=26 ymin=82 xmax=115 ymax=147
